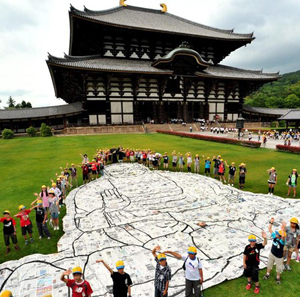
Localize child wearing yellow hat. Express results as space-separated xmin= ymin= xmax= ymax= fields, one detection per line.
xmin=0 ymin=210 xmax=20 ymax=254
xmin=14 ymin=205 xmax=33 ymax=245
xmin=283 ymin=217 xmax=300 ymax=270
xmin=239 ymin=163 xmax=247 ymax=189
xmin=96 ymin=258 xmax=132 ymax=297
xmin=172 ymin=151 xmax=178 ymax=171
xmin=60 ymin=266 xmax=93 ymax=297
xmin=243 ymin=231 xmax=267 ymax=294
xmin=164 ymin=247 xmax=203 ymax=297
xmin=151 ymin=245 xmax=171 ymax=297
xmin=263 ymin=217 xmax=286 ymax=284
xmin=204 ymin=156 xmax=211 ymax=176
xmin=194 ymin=154 xmax=200 ymax=174
xmin=163 ymin=152 xmax=169 ymax=170
xmin=286 ymin=169 xmax=298 ymax=198
xmin=267 ymin=167 xmax=277 ymax=196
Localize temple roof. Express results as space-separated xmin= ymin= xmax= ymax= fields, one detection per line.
xmin=47 ymin=54 xmax=279 ymax=81
xmin=70 ymin=4 xmax=254 ymax=41
xmin=278 ymin=109 xmax=300 ymax=120
xmin=243 ymin=105 xmax=290 ymax=116
xmin=0 ymin=102 xmax=84 ymax=120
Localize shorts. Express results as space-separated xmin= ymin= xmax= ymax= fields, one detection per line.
xmin=284 ymin=246 xmax=295 ymax=253
xmin=4 ymin=233 xmax=18 ymax=246
xmin=213 ymin=168 xmax=219 ymax=175
xmin=229 ymin=174 xmax=235 ymax=180
xmin=239 ymin=176 xmax=245 ymax=184
xmin=289 ymin=184 xmax=296 ymax=188
xmin=205 ymin=168 xmax=210 ymax=173
xmin=21 ymin=224 xmax=33 ymax=236
xmin=268 ymin=181 xmax=276 ymax=185
xmin=243 ymin=266 xmax=259 ymax=282
xmin=83 ymin=174 xmax=89 ymax=180
xmin=92 ymin=170 xmax=97 ymax=175
xmin=143 ymin=158 xmax=146 ymax=163
xmin=267 ymin=252 xmax=283 ymax=274
xmin=218 ymin=172 xmax=224 ymax=176
xmin=51 ymin=212 xmax=59 ymax=219
xmin=172 ymin=162 xmax=177 ymax=167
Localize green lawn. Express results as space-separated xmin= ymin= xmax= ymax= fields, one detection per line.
xmin=1 ymin=133 xmax=299 ymax=296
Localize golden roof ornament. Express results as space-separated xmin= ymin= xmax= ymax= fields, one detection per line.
xmin=160 ymin=3 xmax=167 ymax=13
xmin=120 ymin=0 xmax=127 ymax=6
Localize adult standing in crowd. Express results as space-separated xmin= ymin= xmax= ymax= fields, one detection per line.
xmin=212 ymin=155 xmax=221 ymax=179
xmin=164 ymin=247 xmax=203 ymax=297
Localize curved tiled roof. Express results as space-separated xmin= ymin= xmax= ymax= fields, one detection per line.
xmin=243 ymin=105 xmax=290 ymax=116
xmin=278 ymin=109 xmax=300 ymax=120
xmin=0 ymin=102 xmax=84 ymax=120
xmin=70 ymin=4 xmax=254 ymax=41
xmin=47 ymin=54 xmax=279 ymax=81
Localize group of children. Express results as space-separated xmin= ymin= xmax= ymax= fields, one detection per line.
xmin=244 ymin=216 xmax=300 ymax=294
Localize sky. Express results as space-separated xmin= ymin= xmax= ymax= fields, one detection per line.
xmin=1 ymin=0 xmax=300 ymax=108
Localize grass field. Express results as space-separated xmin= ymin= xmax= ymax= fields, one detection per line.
xmin=1 ymin=133 xmax=299 ymax=296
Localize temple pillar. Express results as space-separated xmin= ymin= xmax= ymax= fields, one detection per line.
xmin=177 ymin=102 xmax=183 ymax=119
xmin=183 ymin=102 xmax=188 ymax=122
xmin=152 ymin=102 xmax=157 ymax=122
xmin=158 ymin=102 xmax=164 ymax=123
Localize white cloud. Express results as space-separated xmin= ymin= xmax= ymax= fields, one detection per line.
xmin=0 ymin=0 xmax=299 ymax=108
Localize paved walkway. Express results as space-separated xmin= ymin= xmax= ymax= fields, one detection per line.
xmin=183 ymin=131 xmax=300 ymax=150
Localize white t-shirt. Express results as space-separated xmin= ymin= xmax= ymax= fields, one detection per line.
xmin=182 ymin=255 xmax=203 ymax=281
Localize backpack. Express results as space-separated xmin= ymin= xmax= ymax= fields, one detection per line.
xmin=182 ymin=257 xmax=200 ymax=270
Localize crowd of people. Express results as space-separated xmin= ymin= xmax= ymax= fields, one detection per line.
xmin=1 ymin=146 xmax=300 ymax=296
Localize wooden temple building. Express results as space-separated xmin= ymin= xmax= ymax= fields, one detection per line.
xmin=0 ymin=1 xmax=280 ymax=132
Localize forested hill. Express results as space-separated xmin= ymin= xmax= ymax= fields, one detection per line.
xmin=244 ymin=70 xmax=300 ymax=108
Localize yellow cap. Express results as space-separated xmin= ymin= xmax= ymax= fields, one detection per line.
xmin=41 ymin=185 xmax=46 ymax=188
xmin=270 ymin=167 xmax=275 ymax=170
xmin=18 ymin=205 xmax=25 ymax=211
xmin=0 ymin=291 xmax=13 ymax=297
xmin=3 ymin=210 xmax=10 ymax=215
xmin=188 ymin=246 xmax=197 ymax=255
xmin=157 ymin=253 xmax=167 ymax=261
xmin=56 ymin=178 xmax=60 ymax=181
xmin=37 ymin=200 xmax=43 ymax=204
xmin=248 ymin=235 xmax=257 ymax=242
xmin=52 ymin=183 xmax=56 ymax=187
xmin=279 ymin=230 xmax=287 ymax=238
xmin=195 ymin=154 xmax=199 ymax=157
xmin=71 ymin=163 xmax=75 ymax=166
xmin=116 ymin=260 xmax=125 ymax=269
xmin=220 ymin=159 xmax=224 ymax=161
xmin=293 ymin=168 xmax=297 ymax=172
xmin=48 ymin=190 xmax=55 ymax=195
xmin=290 ymin=217 xmax=299 ymax=224
xmin=231 ymin=162 xmax=235 ymax=165
xmin=72 ymin=267 xmax=82 ymax=274
xmin=206 ymin=157 xmax=210 ymax=160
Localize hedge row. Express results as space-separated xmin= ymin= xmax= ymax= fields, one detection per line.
xmin=276 ymin=145 xmax=300 ymax=154
xmin=156 ymin=130 xmax=261 ymax=148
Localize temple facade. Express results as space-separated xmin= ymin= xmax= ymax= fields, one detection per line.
xmin=46 ymin=2 xmax=279 ymax=126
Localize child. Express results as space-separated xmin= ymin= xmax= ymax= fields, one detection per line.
xmin=178 ymin=154 xmax=184 ymax=172
xmin=96 ymin=259 xmax=132 ymax=297
xmin=34 ymin=185 xmax=49 ymax=213
xmin=60 ymin=267 xmax=93 ymax=297
xmin=243 ymin=232 xmax=267 ymax=294
xmin=204 ymin=156 xmax=211 ymax=176
xmin=218 ymin=159 xmax=226 ymax=183
xmin=163 ymin=152 xmax=169 ymax=170
xmin=286 ymin=169 xmax=298 ymax=198
xmin=186 ymin=153 xmax=192 ymax=173
xmin=283 ymin=217 xmax=299 ymax=271
xmin=30 ymin=200 xmax=51 ymax=240
xmin=267 ymin=167 xmax=277 ymax=195
xmin=263 ymin=217 xmax=286 ymax=284
xmin=151 ymin=246 xmax=171 ymax=297
xmin=80 ymin=163 xmax=89 ymax=184
xmin=172 ymin=151 xmax=178 ymax=171
xmin=239 ymin=163 xmax=247 ymax=189
xmin=0 ymin=210 xmax=20 ymax=254
xmin=14 ymin=205 xmax=33 ymax=245
xmin=49 ymin=190 xmax=60 ymax=230
xmin=194 ymin=154 xmax=200 ymax=173
xmin=227 ymin=162 xmax=236 ymax=186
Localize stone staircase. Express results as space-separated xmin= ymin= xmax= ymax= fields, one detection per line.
xmin=62 ymin=125 xmax=144 ymax=135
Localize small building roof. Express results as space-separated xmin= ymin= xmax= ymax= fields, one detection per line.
xmin=70 ymin=4 xmax=254 ymax=41
xmin=278 ymin=109 xmax=300 ymax=121
xmin=243 ymin=105 xmax=290 ymax=116
xmin=47 ymin=54 xmax=279 ymax=81
xmin=0 ymin=102 xmax=83 ymax=120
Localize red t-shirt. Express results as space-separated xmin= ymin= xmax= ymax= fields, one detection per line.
xmin=67 ymin=279 xmax=93 ymax=297
xmin=91 ymin=163 xmax=97 ymax=171
xmin=82 ymin=165 xmax=89 ymax=175
xmin=15 ymin=210 xmax=31 ymax=227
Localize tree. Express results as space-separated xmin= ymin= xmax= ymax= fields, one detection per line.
xmin=10 ymin=100 xmax=32 ymax=109
xmin=284 ymin=94 xmax=300 ymax=108
xmin=7 ymin=96 xmax=16 ymax=108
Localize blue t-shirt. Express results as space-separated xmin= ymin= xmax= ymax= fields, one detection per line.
xmin=205 ymin=160 xmax=211 ymax=169
xmin=270 ymin=232 xmax=285 ymax=258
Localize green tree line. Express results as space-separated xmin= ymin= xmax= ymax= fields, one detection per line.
xmin=245 ymin=70 xmax=300 ymax=108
